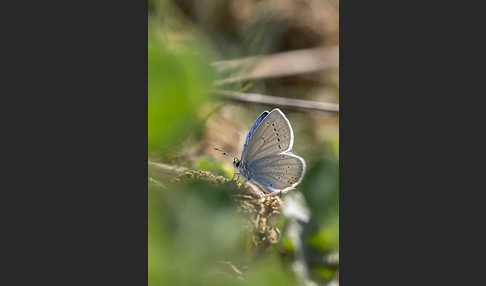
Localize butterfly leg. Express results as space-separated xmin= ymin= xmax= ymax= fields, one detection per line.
xmin=264 ymin=189 xmax=283 ymax=198
xmin=235 ymin=173 xmax=242 ymax=186
xmin=232 ymin=172 xmax=240 ymax=182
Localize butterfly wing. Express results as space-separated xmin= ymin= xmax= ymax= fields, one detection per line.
xmin=242 ymin=108 xmax=294 ymax=163
xmin=249 ymin=153 xmax=306 ymax=193
xmin=242 ymin=108 xmax=305 ymax=193
xmin=241 ymin=110 xmax=269 ymax=158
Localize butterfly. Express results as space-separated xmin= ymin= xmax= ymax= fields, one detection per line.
xmin=218 ymin=108 xmax=306 ymax=194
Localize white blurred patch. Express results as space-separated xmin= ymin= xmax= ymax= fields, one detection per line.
xmin=282 ymin=191 xmax=310 ymax=223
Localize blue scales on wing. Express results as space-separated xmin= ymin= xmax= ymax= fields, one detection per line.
xmin=241 ymin=111 xmax=269 ymax=158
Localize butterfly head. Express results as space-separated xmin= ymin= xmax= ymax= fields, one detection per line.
xmin=233 ymin=157 xmax=241 ymax=169
xmin=214 ymin=147 xmax=241 ymax=169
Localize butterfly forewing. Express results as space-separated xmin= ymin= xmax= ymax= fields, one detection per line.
xmin=241 ymin=111 xmax=269 ymax=158
xmin=242 ymin=109 xmax=294 ymax=163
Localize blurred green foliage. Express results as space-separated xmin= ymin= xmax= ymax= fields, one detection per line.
xmin=149 ymin=180 xmax=301 ymax=286
xmin=308 ymin=219 xmax=339 ymax=251
xmin=302 ymin=157 xmax=339 ymax=225
xmin=195 ymin=156 xmax=234 ymax=178
xmin=148 ymin=35 xmax=212 ymax=154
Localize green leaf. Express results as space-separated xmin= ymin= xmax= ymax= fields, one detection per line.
xmin=148 ymin=37 xmax=212 ymax=154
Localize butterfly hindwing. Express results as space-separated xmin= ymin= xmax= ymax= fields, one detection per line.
xmin=249 ymin=153 xmax=306 ymax=192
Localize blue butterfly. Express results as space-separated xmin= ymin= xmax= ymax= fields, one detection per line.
xmin=230 ymin=108 xmax=306 ymax=194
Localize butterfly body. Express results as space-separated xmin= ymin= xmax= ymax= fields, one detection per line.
xmin=234 ymin=108 xmax=306 ymax=194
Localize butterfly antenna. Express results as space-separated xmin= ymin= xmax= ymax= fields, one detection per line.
xmin=214 ymin=147 xmax=237 ymax=160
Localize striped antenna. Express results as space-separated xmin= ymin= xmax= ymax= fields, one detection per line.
xmin=214 ymin=147 xmax=237 ymax=159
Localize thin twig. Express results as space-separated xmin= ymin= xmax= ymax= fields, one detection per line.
xmin=148 ymin=161 xmax=188 ymax=175
xmin=212 ymin=47 xmax=338 ymax=85
xmin=218 ymin=261 xmax=244 ymax=279
xmin=149 ymin=177 xmax=168 ymax=189
xmin=148 ymin=160 xmax=231 ymax=185
xmin=214 ymin=90 xmax=339 ymax=113
xmin=148 ymin=160 xmax=189 ymax=175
